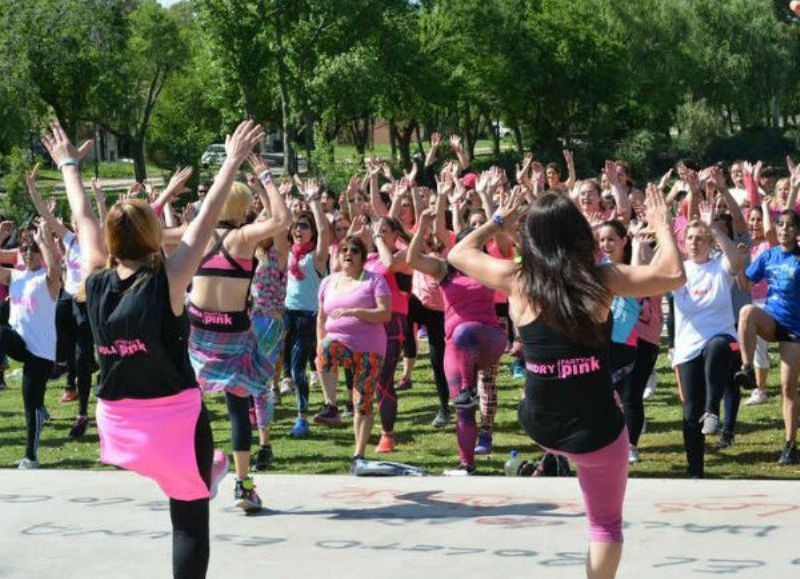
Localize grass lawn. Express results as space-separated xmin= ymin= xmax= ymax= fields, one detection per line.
xmin=0 ymin=341 xmax=797 ymax=478
xmin=37 ymin=162 xmax=165 ymax=184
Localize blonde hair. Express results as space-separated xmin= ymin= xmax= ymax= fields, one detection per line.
xmin=685 ymin=219 xmax=712 ymax=242
xmin=105 ymin=199 xmax=163 ymax=270
xmin=219 ymin=182 xmax=253 ymax=225
xmin=776 ymin=177 xmax=791 ymax=193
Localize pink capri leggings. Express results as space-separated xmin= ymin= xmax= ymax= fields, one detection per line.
xmin=542 ymin=428 xmax=629 ymax=543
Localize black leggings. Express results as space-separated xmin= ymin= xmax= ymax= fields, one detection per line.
xmin=676 ymin=335 xmax=739 ymax=477
xmin=225 ymin=392 xmax=252 ymax=452
xmin=171 ymin=403 xmax=213 ymax=579
xmin=623 ymin=339 xmax=660 ymax=446
xmin=406 ymin=294 xmax=448 ymax=412
xmin=56 ymin=295 xmax=95 ymax=415
xmin=0 ymin=324 xmax=53 ymax=461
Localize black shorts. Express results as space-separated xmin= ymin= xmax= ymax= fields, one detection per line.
xmin=774 ymin=321 xmax=800 ymax=344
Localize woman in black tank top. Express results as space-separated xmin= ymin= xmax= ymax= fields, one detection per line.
xmin=448 ymin=185 xmax=685 ymax=579
xmin=44 ymin=119 xmax=266 ymax=579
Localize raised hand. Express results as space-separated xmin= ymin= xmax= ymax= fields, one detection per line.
xmin=430 ymin=132 xmax=441 ymax=148
xmin=698 ymin=199 xmax=715 ymax=227
xmin=182 ymin=202 xmax=197 ymax=224
xmin=247 ymin=153 xmax=268 ymax=176
xmin=125 ymin=182 xmax=144 ymax=200
xmin=25 ymin=163 xmax=41 ymax=193
xmin=279 ymin=178 xmax=293 ymax=197
xmin=302 ymin=178 xmax=321 ymax=202
xmin=162 ymin=167 xmax=194 ymax=202
xmin=563 ymin=149 xmax=574 ymax=167
xmin=347 ymin=175 xmax=361 ymax=194
xmin=224 ymin=120 xmax=265 ymax=164
xmin=495 ymin=185 xmax=527 ymax=230
xmin=417 ymin=208 xmax=435 ymax=231
xmin=657 ymin=168 xmax=673 ymax=191
xmin=644 ymin=182 xmax=670 ymax=230
xmin=41 ymin=120 xmax=80 ymax=167
xmin=449 ymin=135 xmax=462 ymax=154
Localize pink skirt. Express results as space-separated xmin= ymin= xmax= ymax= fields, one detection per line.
xmin=96 ymin=388 xmax=210 ymax=501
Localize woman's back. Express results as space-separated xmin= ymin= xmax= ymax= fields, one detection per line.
xmin=190 ymin=227 xmax=255 ymax=312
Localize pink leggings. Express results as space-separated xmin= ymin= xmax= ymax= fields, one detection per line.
xmin=444 ymin=322 xmax=506 ymax=465
xmin=542 ymin=428 xmax=629 ymax=543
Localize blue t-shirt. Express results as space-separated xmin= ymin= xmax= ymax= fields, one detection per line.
xmin=746 ymin=246 xmax=800 ymax=335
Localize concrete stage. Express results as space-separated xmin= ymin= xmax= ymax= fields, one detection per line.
xmin=1 ymin=471 xmax=797 ymax=578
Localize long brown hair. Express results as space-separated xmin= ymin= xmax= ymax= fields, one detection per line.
xmin=104 ymin=199 xmax=163 ymax=271
xmin=516 ymin=193 xmax=611 ymax=346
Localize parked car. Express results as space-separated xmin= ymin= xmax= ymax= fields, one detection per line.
xmin=494 ymin=123 xmax=512 ymax=138
xmin=201 ymin=144 xmax=226 ymax=167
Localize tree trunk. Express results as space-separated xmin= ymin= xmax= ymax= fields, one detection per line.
xmin=303 ymin=105 xmax=315 ymax=154
xmin=512 ymin=121 xmax=524 ymax=155
xmin=131 ymin=138 xmax=147 ymax=182
xmin=491 ymin=116 xmax=501 ymax=157
xmin=414 ymin=124 xmax=425 ymax=158
xmin=389 ymin=118 xmax=398 ymax=162
xmin=395 ymin=121 xmax=417 ymax=170
xmin=274 ymin=5 xmax=296 ymax=175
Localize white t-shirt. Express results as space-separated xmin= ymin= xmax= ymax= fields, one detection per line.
xmin=672 ymin=256 xmax=737 ymax=366
xmin=10 ymin=269 xmax=58 ymax=361
xmin=61 ymin=231 xmax=82 ymax=296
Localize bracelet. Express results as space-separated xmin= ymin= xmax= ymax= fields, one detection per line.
xmin=258 ymin=169 xmax=273 ymax=183
xmin=58 ymin=158 xmax=79 ymax=171
xmin=491 ymin=213 xmax=505 ymax=228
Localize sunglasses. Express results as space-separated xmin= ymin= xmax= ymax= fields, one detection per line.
xmin=294 ymin=222 xmax=311 ymax=230
xmin=340 ymin=246 xmax=361 ymax=255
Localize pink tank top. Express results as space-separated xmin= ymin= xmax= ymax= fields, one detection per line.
xmin=440 ymin=268 xmax=498 ymax=339
xmin=364 ymin=254 xmax=409 ymax=315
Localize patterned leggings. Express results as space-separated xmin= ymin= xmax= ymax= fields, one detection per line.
xmin=317 ymin=338 xmax=383 ymax=414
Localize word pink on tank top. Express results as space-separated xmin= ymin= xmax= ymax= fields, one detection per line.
xmin=364 ymin=254 xmax=409 ymax=315
xmin=440 ymin=269 xmax=498 ymax=339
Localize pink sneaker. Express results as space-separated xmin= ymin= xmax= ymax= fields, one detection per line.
xmin=209 ymin=450 xmax=229 ymax=500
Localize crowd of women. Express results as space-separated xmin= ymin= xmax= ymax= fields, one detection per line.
xmin=2 ymin=121 xmax=799 ymax=579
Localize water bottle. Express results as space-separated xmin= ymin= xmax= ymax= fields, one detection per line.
xmin=504 ymin=450 xmax=522 ymax=476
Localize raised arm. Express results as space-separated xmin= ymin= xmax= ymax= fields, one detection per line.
xmin=450 ymin=135 xmax=469 ymax=172
xmin=604 ymin=160 xmax=632 ymax=223
xmin=447 ymin=187 xmax=527 ymax=295
xmin=26 ymin=163 xmax=68 ymax=238
xmin=90 ymin=178 xmax=108 ymax=224
xmin=712 ymin=167 xmax=746 ymax=237
xmin=425 ymin=132 xmax=440 ymax=168
xmin=239 ymin=154 xmax=291 ymax=246
xmin=34 ymin=219 xmax=62 ymax=299
xmin=41 ymin=122 xmax=106 ymax=275
xmin=165 ymin=120 xmax=265 ymax=311
xmin=406 ymin=209 xmax=447 ymax=281
xmin=433 ymin=174 xmax=453 ymax=249
xmin=368 ymin=161 xmax=389 ymax=218
xmin=302 ymin=178 xmax=332 ymax=273
xmin=700 ymin=201 xmax=743 ymax=275
xmin=563 ymin=149 xmax=577 ymax=192
xmin=602 ymin=183 xmax=686 ymax=297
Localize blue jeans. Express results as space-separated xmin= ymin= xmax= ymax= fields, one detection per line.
xmin=283 ymin=309 xmax=317 ymax=414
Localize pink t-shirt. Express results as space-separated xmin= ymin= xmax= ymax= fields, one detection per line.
xmin=364 ymin=254 xmax=409 ymax=315
xmin=318 ymin=271 xmax=390 ymax=357
xmin=749 ymin=240 xmax=770 ymax=302
xmin=412 ymin=269 xmax=444 ymax=311
xmin=440 ymin=269 xmax=498 ymax=339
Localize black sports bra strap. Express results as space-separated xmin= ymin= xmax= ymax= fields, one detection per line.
xmin=198 ymin=228 xmax=247 ymax=273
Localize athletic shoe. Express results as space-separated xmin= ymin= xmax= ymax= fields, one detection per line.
xmin=313 ymin=403 xmax=342 ymax=426
xmin=628 ymin=445 xmax=639 ymax=464
xmin=700 ymin=412 xmax=720 ymax=436
xmin=288 ymin=417 xmax=309 ymax=437
xmin=745 ymin=388 xmax=768 ymax=406
xmin=778 ymin=441 xmax=798 ymax=465
xmin=375 ymin=433 xmax=395 ymax=453
xmin=209 ymin=450 xmax=229 ymax=499
xmin=17 ymin=457 xmax=39 ymax=470
xmin=350 ymin=456 xmax=366 ymax=476
xmin=60 ymin=388 xmax=78 ymax=403
xmin=733 ymin=365 xmax=756 ymax=391
xmin=717 ymin=431 xmax=735 ymax=449
xmin=474 ymin=431 xmax=493 ymax=455
xmin=395 ymin=378 xmax=413 ymax=391
xmin=69 ymin=416 xmax=89 ymax=439
xmin=309 ymin=371 xmax=321 ymax=387
xmin=248 ymin=406 xmax=257 ymax=429
xmin=279 ymin=377 xmax=294 ymax=395
xmin=443 ymin=463 xmax=476 ymax=476
xmin=643 ymin=372 xmax=657 ymax=400
xmin=252 ymin=445 xmax=273 ymax=472
xmin=342 ymin=401 xmax=354 ymax=418
xmin=452 ymin=387 xmax=478 ymax=409
xmin=556 ymin=455 xmax=571 ymax=476
xmin=417 ymin=327 xmax=428 ymax=340
xmin=234 ymin=477 xmax=262 ymax=514
xmin=431 ymin=409 xmax=451 ymax=428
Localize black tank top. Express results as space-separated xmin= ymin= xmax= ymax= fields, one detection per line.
xmin=517 ymin=316 xmax=624 ymax=453
xmin=86 ymin=264 xmax=197 ymax=400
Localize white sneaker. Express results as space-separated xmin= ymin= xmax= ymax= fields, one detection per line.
xmin=309 ymin=371 xmax=320 ymax=387
xmin=700 ymin=412 xmax=720 ymax=436
xmin=643 ymin=372 xmax=657 ymax=400
xmin=17 ymin=457 xmax=39 ymax=470
xmin=628 ymin=445 xmax=639 ymax=464
xmin=279 ymin=377 xmax=294 ymax=395
xmin=745 ymin=388 xmax=768 ymax=406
